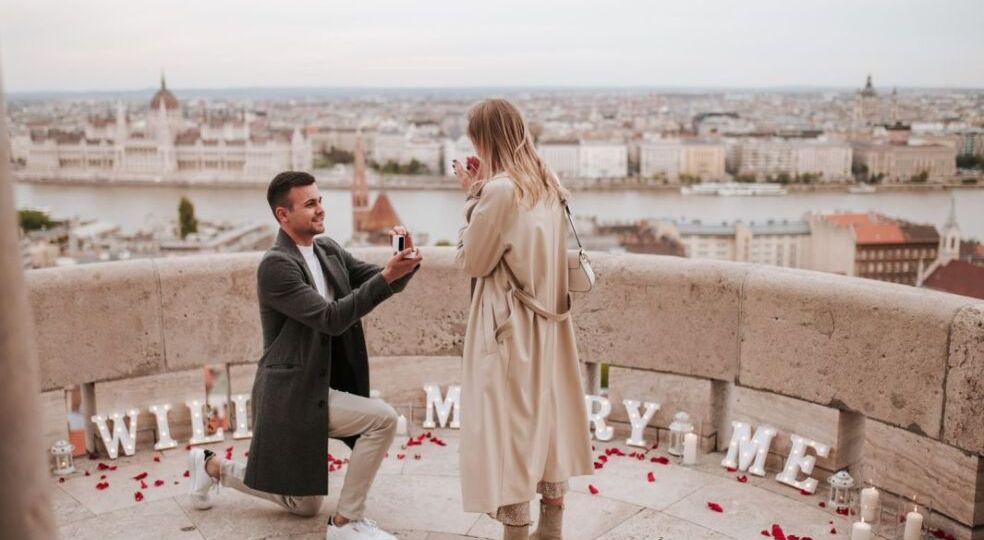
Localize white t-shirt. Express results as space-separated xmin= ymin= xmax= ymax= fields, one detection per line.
xmin=297 ymin=244 xmax=334 ymax=301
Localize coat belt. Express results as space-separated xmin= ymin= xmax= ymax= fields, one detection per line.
xmin=494 ymin=288 xmax=571 ymax=341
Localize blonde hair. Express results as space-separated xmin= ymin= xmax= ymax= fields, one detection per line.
xmin=467 ymin=98 xmax=569 ymax=207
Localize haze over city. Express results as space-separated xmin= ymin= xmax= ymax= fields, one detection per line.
xmin=2 ymin=0 xmax=984 ymax=93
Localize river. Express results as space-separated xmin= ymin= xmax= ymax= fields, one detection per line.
xmin=13 ymin=182 xmax=984 ymax=244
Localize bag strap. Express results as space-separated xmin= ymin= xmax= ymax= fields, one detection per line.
xmin=562 ymin=200 xmax=584 ymax=250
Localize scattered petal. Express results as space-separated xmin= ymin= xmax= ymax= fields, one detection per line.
xmin=818 ymin=501 xmax=827 ymax=508
xmin=726 ymin=466 xmax=737 ymax=473
xmin=651 ymin=456 xmax=669 ymax=465
xmin=771 ymin=524 xmax=786 ymax=540
xmin=707 ymin=502 xmax=724 ymax=513
xmin=96 ymin=463 xmax=110 ymax=471
xmin=396 ymin=453 xmax=405 ymax=460
xmin=153 ymin=456 xmax=161 ymax=463
xmin=95 ymin=481 xmax=109 ymax=490
xmin=593 ymin=462 xmax=604 ymax=470
xmin=58 ymin=477 xmax=65 ymax=483
xmin=761 ymin=530 xmax=771 ymax=537
xmin=183 ymin=470 xmax=190 ymax=478
xmin=799 ymin=488 xmax=813 ymax=496
xmin=132 ymin=472 xmax=148 ymax=481
xmin=139 ymin=480 xmax=148 ymax=489
xmin=154 ymin=480 xmax=164 ymax=487
xmin=134 ymin=491 xmax=144 ymax=502
xmin=829 ymin=528 xmax=837 ymax=535
xmin=737 ymin=475 xmax=749 ymax=483
xmin=647 ymin=471 xmax=655 ymax=483
xmin=588 ymin=484 xmax=599 ymax=495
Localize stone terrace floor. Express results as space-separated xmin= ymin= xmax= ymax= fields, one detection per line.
xmin=53 ymin=429 xmax=860 ymax=539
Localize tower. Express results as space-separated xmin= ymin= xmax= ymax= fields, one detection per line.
xmin=890 ymin=87 xmax=899 ymax=125
xmin=351 ymin=131 xmax=370 ymax=232
xmin=939 ymin=196 xmax=961 ymax=264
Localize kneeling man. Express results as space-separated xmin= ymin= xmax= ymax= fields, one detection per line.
xmin=187 ymin=171 xmax=421 ymax=540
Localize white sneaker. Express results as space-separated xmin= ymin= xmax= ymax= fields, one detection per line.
xmin=326 ymin=518 xmax=396 ymax=540
xmin=187 ymin=448 xmax=218 ymax=510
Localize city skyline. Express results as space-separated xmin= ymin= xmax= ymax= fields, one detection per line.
xmin=2 ymin=0 xmax=984 ymax=93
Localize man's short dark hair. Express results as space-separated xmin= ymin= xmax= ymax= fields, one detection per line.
xmin=267 ymin=171 xmax=316 ymax=219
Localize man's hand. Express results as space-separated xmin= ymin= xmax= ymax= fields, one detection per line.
xmin=381 ymin=248 xmax=422 ymax=284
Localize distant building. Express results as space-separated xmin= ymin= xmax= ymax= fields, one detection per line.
xmin=158 ymin=222 xmax=276 ymax=255
xmin=352 ymin=132 xmax=402 ymax=246
xmin=917 ymin=199 xmax=984 ymax=299
xmin=809 ymin=212 xmax=939 ymax=285
xmin=639 ymin=139 xmax=726 ymax=182
xmin=734 ymin=139 xmax=852 ymax=181
xmin=578 ymin=141 xmax=628 ymax=178
xmin=851 ymin=142 xmax=956 ymax=183
xmin=538 ymin=140 xmax=580 ymax=178
xmin=673 ymin=219 xmax=811 ymax=267
xmin=23 ymin=76 xmax=312 ymax=183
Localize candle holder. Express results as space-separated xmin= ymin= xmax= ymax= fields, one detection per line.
xmin=51 ymin=440 xmax=76 ymax=476
xmin=894 ymin=495 xmax=932 ymax=540
xmin=667 ymin=411 xmax=694 ymax=457
xmin=827 ymin=470 xmax=856 ymax=513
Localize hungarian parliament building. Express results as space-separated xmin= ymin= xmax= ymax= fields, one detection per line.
xmin=19 ymin=77 xmax=313 ymax=184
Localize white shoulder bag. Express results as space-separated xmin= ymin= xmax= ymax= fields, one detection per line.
xmin=564 ymin=201 xmax=595 ymax=293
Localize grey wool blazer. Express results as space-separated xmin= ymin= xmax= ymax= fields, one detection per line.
xmin=243 ymin=229 xmax=416 ymax=496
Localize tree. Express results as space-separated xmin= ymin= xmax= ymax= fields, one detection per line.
xmin=18 ymin=209 xmax=54 ymax=231
xmin=178 ymin=196 xmax=198 ymax=239
xmin=910 ymin=170 xmax=929 ymax=184
xmin=957 ymin=154 xmax=984 ymax=170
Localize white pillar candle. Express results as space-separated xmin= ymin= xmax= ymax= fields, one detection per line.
xmin=903 ymin=511 xmax=923 ymax=540
xmin=396 ymin=414 xmax=408 ymax=436
xmin=850 ymin=521 xmax=872 ymax=540
xmin=682 ymin=432 xmax=698 ymax=465
xmin=859 ymin=486 xmax=879 ymax=522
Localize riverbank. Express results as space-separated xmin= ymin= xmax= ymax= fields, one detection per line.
xmin=13 ymin=172 xmax=984 ymax=193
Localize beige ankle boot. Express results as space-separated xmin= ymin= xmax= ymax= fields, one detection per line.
xmin=531 ymin=502 xmax=563 ymax=540
xmin=503 ymin=524 xmax=530 ymax=540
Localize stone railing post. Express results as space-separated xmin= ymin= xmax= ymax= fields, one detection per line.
xmin=0 ymin=66 xmax=57 ymax=537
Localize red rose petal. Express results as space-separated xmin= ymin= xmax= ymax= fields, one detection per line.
xmin=761 ymin=530 xmax=771 ymax=537
xmin=818 ymin=501 xmax=826 ymax=508
xmin=414 ymin=454 xmax=421 ymax=460
xmin=737 ymin=475 xmax=748 ymax=483
xmin=647 ymin=471 xmax=655 ymax=483
xmin=100 ymin=475 xmax=107 ymax=480
xmin=185 ymin=444 xmax=191 ymax=451
xmin=153 ymin=456 xmax=161 ymax=463
xmin=726 ymin=466 xmax=737 ymax=473
xmin=132 ymin=472 xmax=148 ymax=481
xmin=84 ymin=471 xmax=91 ymax=477
xmin=139 ymin=480 xmax=148 ymax=489
xmin=835 ymin=507 xmax=849 ymax=516
xmin=651 ymin=456 xmax=669 ymax=465
xmin=588 ymin=484 xmax=599 ymax=495
xmin=58 ymin=477 xmax=65 ymax=483
xmin=799 ymin=488 xmax=812 ymax=496
xmin=95 ymin=481 xmax=109 ymax=490
xmin=154 ymin=479 xmax=164 ymax=487
xmin=707 ymin=502 xmax=724 ymax=513
xmin=183 ymin=470 xmax=190 ymax=478
xmin=96 ymin=463 xmax=110 ymax=471
xmin=771 ymin=524 xmax=787 ymax=540
xmin=829 ymin=528 xmax=837 ymax=535
xmin=109 ymin=466 xmax=117 ymax=471
xmin=593 ymin=462 xmax=604 ymax=470
xmin=396 ymin=453 xmax=405 ymax=460
xmin=134 ymin=491 xmax=144 ymax=502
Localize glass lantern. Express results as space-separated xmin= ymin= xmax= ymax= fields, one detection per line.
xmin=827 ymin=470 xmax=856 ymax=512
xmin=667 ymin=411 xmax=694 ymax=457
xmin=51 ymin=440 xmax=76 ymax=476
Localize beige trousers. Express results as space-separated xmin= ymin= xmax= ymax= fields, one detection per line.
xmin=218 ymin=388 xmax=398 ymax=520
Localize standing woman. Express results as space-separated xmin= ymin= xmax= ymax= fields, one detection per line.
xmin=453 ymin=99 xmax=593 ymax=540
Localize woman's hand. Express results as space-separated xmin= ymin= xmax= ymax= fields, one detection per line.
xmin=452 ymin=156 xmax=480 ymax=191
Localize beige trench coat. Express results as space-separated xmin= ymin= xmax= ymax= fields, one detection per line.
xmin=455 ymin=175 xmax=594 ymax=514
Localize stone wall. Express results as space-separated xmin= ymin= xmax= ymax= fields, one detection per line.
xmin=27 ymin=249 xmax=984 ymax=534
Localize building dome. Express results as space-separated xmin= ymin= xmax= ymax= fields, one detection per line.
xmin=150 ymin=75 xmax=180 ymax=111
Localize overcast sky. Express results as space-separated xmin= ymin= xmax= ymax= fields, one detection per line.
xmin=1 ymin=0 xmax=982 ymax=93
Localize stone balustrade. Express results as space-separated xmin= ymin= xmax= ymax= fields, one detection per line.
xmin=26 ymin=248 xmax=984 ymax=538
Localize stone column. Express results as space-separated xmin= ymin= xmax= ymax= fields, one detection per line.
xmin=0 ymin=67 xmax=57 ymax=538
